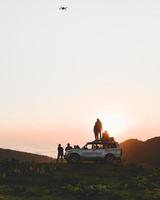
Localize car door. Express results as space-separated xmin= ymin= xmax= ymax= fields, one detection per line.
xmin=82 ymin=144 xmax=95 ymax=160
xmin=104 ymin=142 xmax=119 ymax=157
xmin=92 ymin=144 xmax=104 ymax=160
xmin=82 ymin=143 xmax=104 ymax=160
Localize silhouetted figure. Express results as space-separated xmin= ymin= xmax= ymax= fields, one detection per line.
xmin=73 ymin=145 xmax=80 ymax=149
xmin=93 ymin=118 xmax=102 ymax=140
xmin=65 ymin=143 xmax=72 ymax=151
xmin=59 ymin=6 xmax=68 ymax=10
xmin=102 ymin=130 xmax=110 ymax=141
xmin=57 ymin=144 xmax=64 ymax=163
xmin=109 ymin=137 xmax=115 ymax=142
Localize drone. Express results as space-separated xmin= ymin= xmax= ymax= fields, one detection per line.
xmin=59 ymin=6 xmax=68 ymax=10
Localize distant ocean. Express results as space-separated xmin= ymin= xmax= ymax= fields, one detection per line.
xmin=0 ymin=144 xmax=57 ymax=158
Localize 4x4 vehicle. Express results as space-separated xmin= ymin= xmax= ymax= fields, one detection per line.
xmin=64 ymin=140 xmax=122 ymax=164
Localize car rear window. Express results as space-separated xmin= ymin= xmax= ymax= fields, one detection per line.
xmin=104 ymin=143 xmax=117 ymax=148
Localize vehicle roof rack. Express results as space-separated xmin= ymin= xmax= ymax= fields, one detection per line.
xmin=89 ymin=139 xmax=116 ymax=144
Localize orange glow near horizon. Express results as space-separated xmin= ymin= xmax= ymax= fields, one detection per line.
xmin=100 ymin=113 xmax=130 ymax=140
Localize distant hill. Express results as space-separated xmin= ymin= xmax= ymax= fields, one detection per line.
xmin=1 ymin=136 xmax=160 ymax=165
xmin=121 ymin=137 xmax=160 ymax=165
xmin=0 ymin=148 xmax=53 ymax=163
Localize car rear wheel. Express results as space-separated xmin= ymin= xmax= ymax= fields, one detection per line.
xmin=104 ymin=154 xmax=115 ymax=164
xmin=69 ymin=154 xmax=80 ymax=164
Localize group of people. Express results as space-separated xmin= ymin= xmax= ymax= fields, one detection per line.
xmin=57 ymin=143 xmax=80 ymax=163
xmin=57 ymin=118 xmax=111 ymax=162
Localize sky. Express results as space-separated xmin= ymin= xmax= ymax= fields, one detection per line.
xmin=0 ymin=0 xmax=160 ymax=157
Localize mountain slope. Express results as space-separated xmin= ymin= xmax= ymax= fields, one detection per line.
xmin=0 ymin=148 xmax=53 ymax=163
xmin=121 ymin=137 xmax=160 ymax=165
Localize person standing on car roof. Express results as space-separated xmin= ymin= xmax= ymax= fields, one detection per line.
xmin=93 ymin=118 xmax=103 ymax=140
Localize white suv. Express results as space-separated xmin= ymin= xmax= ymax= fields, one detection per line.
xmin=64 ymin=140 xmax=122 ymax=164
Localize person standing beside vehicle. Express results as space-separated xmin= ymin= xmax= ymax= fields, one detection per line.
xmin=57 ymin=144 xmax=64 ymax=163
xmin=65 ymin=143 xmax=72 ymax=151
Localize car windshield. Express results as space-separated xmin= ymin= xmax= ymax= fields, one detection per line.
xmin=85 ymin=144 xmax=92 ymax=149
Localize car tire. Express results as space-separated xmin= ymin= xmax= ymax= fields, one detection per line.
xmin=104 ymin=154 xmax=115 ymax=164
xmin=69 ymin=154 xmax=80 ymax=164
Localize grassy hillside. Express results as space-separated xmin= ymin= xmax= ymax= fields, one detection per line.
xmin=0 ymin=137 xmax=160 ymax=199
xmin=0 ymin=148 xmax=53 ymax=163
xmin=0 ymin=161 xmax=160 ymax=200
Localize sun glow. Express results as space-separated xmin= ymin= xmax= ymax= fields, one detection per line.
xmin=100 ymin=113 xmax=129 ymax=139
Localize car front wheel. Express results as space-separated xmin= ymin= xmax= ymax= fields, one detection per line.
xmin=69 ymin=154 xmax=80 ymax=164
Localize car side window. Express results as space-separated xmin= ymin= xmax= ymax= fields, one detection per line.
xmin=86 ymin=144 xmax=93 ymax=149
xmin=107 ymin=143 xmax=117 ymax=148
xmin=92 ymin=144 xmax=105 ymax=149
xmin=97 ymin=144 xmax=104 ymax=149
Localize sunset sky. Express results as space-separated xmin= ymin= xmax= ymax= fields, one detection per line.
xmin=0 ymin=0 xmax=160 ymax=157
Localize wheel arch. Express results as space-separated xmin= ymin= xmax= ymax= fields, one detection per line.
xmin=104 ymin=153 xmax=115 ymax=160
xmin=69 ymin=153 xmax=81 ymax=159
